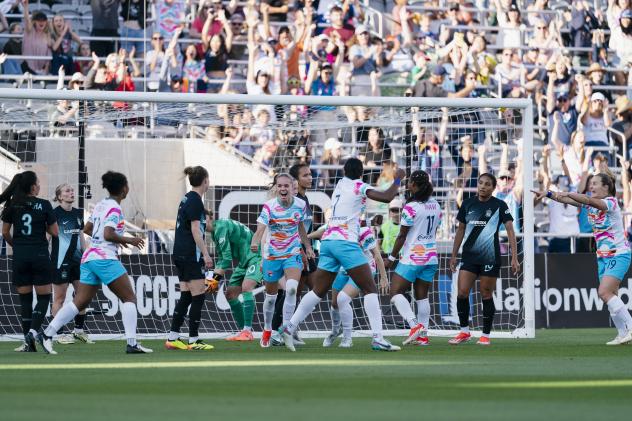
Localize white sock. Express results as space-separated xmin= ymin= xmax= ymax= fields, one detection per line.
xmin=416 ymin=298 xmax=430 ymax=329
xmin=188 ymin=336 xmax=199 ymax=344
xmin=337 ymin=291 xmax=353 ymax=340
xmin=363 ymin=293 xmax=383 ymax=341
xmin=391 ymin=294 xmax=417 ymax=328
xmin=330 ymin=306 xmax=341 ymax=332
xmin=167 ymin=331 xmax=180 ymax=341
xmin=461 ymin=326 xmax=470 ymax=334
xmin=44 ymin=302 xmax=79 ymax=337
xmin=287 ymin=290 xmax=321 ymax=334
xmin=263 ymin=293 xmax=277 ymax=331
xmin=607 ymin=296 xmax=631 ymax=336
xmin=283 ymin=279 xmax=299 ymax=325
xmin=121 ymin=302 xmax=137 ymax=347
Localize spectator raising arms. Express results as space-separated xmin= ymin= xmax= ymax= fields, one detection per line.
xmin=22 ymin=0 xmax=52 ymax=75
xmin=50 ymin=14 xmax=82 ymax=76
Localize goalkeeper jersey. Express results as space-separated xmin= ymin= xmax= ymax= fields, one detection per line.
xmin=212 ymin=219 xmax=254 ymax=270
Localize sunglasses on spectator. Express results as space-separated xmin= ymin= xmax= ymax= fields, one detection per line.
xmin=536 ymin=26 xmax=546 ymax=30
xmin=359 ymin=32 xmax=369 ymax=36
xmin=499 ymin=176 xmax=513 ymax=180
xmin=153 ymin=36 xmax=164 ymax=40
xmin=322 ymin=70 xmax=333 ymax=75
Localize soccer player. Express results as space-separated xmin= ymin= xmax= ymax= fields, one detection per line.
xmin=449 ymin=173 xmax=519 ymax=346
xmin=39 ymin=171 xmax=152 ymax=354
xmin=321 ymin=221 xmax=388 ymax=348
xmin=251 ymin=173 xmax=315 ymax=348
xmin=281 ymin=158 xmax=405 ymax=352
xmin=205 ymin=211 xmax=263 ymax=342
xmin=385 ymin=170 xmax=441 ymax=346
xmin=1 ymin=171 xmax=58 ymax=352
xmin=165 ymin=166 xmax=214 ymax=351
xmin=533 ymin=174 xmax=632 ymax=345
xmin=50 ymin=183 xmax=93 ymax=345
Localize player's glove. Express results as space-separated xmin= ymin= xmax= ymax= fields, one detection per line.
xmin=204 ymin=271 xmax=223 ymax=294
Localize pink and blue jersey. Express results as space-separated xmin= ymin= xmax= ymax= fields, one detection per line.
xmin=257 ymin=197 xmax=307 ymax=260
xmin=399 ymin=199 xmax=442 ymax=266
xmin=359 ymin=226 xmax=377 ymax=273
xmin=587 ymin=197 xmax=630 ymax=258
xmin=82 ymin=198 xmax=125 ymax=263
xmin=322 ymin=177 xmax=374 ymax=243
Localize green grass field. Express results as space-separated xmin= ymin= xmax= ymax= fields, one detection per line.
xmin=1 ymin=329 xmax=631 ymax=421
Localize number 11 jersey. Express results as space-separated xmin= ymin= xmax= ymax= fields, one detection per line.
xmin=399 ymin=199 xmax=442 ymax=266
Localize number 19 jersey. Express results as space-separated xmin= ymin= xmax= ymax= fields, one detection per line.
xmin=322 ymin=177 xmax=374 ymax=243
xmin=82 ymin=198 xmax=124 ymax=263
xmin=399 ymin=199 xmax=442 ymax=266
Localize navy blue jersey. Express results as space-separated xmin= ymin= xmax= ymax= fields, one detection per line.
xmin=296 ymin=192 xmax=313 ymax=233
xmin=50 ymin=206 xmax=84 ymax=268
xmin=1 ymin=198 xmax=56 ymax=252
xmin=173 ymin=191 xmax=206 ymax=259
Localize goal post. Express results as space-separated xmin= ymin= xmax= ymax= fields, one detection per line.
xmin=0 ymin=88 xmax=535 ymax=340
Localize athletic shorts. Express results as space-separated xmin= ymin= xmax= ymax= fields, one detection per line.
xmin=12 ymin=250 xmax=54 ymax=287
xmin=597 ymin=252 xmax=631 ymax=282
xmin=262 ymin=254 xmax=303 ymax=282
xmin=318 ymin=240 xmax=368 ymax=273
xmin=460 ymin=262 xmax=500 ymax=278
xmin=395 ymin=263 xmax=438 ymax=283
xmin=228 ymin=252 xmax=263 ymax=287
xmin=80 ymin=259 xmax=128 ymax=286
xmin=173 ymin=256 xmax=205 ymax=282
xmin=53 ymin=262 xmax=81 ymax=285
xmin=301 ymin=246 xmax=317 ymax=275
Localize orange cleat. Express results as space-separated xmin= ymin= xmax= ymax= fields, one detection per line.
xmin=448 ymin=331 xmax=472 ymax=345
xmin=403 ymin=323 xmax=425 ymax=345
xmin=476 ymin=336 xmax=491 ymax=346
xmin=415 ymin=336 xmax=429 ymax=346
xmin=233 ymin=329 xmax=254 ymax=341
xmin=260 ymin=330 xmax=272 ymax=348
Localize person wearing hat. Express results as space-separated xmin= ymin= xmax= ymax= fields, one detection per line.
xmin=494 ymin=0 xmax=523 ymax=48
xmin=413 ymin=63 xmax=476 ymax=98
xmin=22 ymin=1 xmax=52 ymax=75
xmin=378 ymin=198 xmax=402 ymax=255
xmin=319 ymin=138 xmax=344 ymax=187
xmin=348 ymin=24 xmax=379 ymax=96
xmin=585 ymin=62 xmax=613 ymax=103
xmin=610 ymin=95 xmax=632 ymax=158
xmin=580 ymin=91 xmax=612 ymax=149
xmin=609 ymin=8 xmax=632 ymax=83
xmin=546 ymin=69 xmax=579 ymax=145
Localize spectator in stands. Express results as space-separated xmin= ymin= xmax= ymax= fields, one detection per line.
xmin=228 ymin=12 xmax=247 ymax=60
xmin=145 ymin=32 xmax=167 ymax=91
xmin=2 ymin=22 xmax=23 ymax=74
xmin=546 ymin=77 xmax=578 ymax=146
xmin=323 ymin=5 xmax=354 ymax=44
xmin=360 ymin=127 xmax=391 ymax=184
xmin=154 ymin=0 xmax=185 ymax=40
xmin=75 ymin=42 xmax=92 ymax=75
xmin=349 ymin=25 xmax=379 ymax=96
xmin=182 ymin=44 xmax=205 ymax=92
xmin=121 ymin=0 xmax=148 ymax=55
xmin=609 ymin=9 xmax=632 ymax=84
xmin=493 ymin=0 xmax=524 ymax=49
xmin=580 ymin=92 xmax=611 ymax=149
xmin=50 ymin=14 xmax=82 ymax=76
xmin=191 ymin=0 xmax=238 ymax=55
xmin=527 ymin=18 xmax=561 ymax=55
xmin=378 ymin=198 xmax=402 ymax=255
xmin=526 ymin=0 xmax=552 ymax=26
xmin=0 ymin=10 xmax=7 ymax=33
xmin=90 ymin=0 xmax=120 ymax=57
xmin=454 ymin=137 xmax=482 ymax=208
xmin=610 ymin=95 xmax=632 ymax=158
xmin=305 ymin=59 xmax=339 ymax=144
xmin=246 ymin=15 xmax=279 ymax=121
xmin=22 ymin=1 xmax=51 ymax=75
xmin=319 ymin=137 xmax=344 ymax=187
xmin=414 ymin=64 xmax=475 ymax=98
xmin=494 ymin=48 xmax=521 ymax=97
xmin=202 ymin=8 xmax=233 ymax=92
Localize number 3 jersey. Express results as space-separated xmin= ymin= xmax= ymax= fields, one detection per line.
xmin=1 ymin=198 xmax=55 ymax=252
xmin=399 ymin=199 xmax=442 ymax=266
xmin=82 ymin=198 xmax=125 ymax=263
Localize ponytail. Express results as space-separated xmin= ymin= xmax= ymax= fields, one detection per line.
xmin=0 ymin=171 xmax=38 ymax=219
xmin=184 ymin=166 xmax=209 ymax=188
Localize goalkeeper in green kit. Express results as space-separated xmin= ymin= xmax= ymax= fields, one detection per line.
xmin=205 ymin=211 xmax=263 ymax=341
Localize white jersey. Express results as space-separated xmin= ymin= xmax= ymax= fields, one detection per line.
xmin=399 ymin=199 xmax=442 ymax=266
xmin=359 ymin=226 xmax=377 ymax=273
xmin=322 ymin=177 xmax=373 ymax=243
xmin=82 ymin=198 xmax=125 ymax=263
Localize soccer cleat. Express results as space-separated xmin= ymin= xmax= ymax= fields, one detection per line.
xmin=126 ymin=343 xmax=153 ymax=354
xmin=260 ymin=330 xmax=272 ymax=348
xmin=270 ymin=330 xmax=284 ymax=346
xmin=402 ymin=323 xmax=425 ymax=345
xmin=188 ymin=340 xmax=214 ymax=350
xmin=448 ymin=331 xmax=472 ymax=345
xmin=164 ymin=338 xmax=189 ymax=350
xmin=14 ymin=342 xmax=30 ymax=352
xmin=73 ymin=331 xmax=95 ymax=344
xmin=323 ymin=326 xmax=343 ymax=348
xmin=477 ymin=336 xmax=491 ymax=346
xmin=371 ymin=338 xmax=401 ymax=352
xmin=227 ymin=330 xmax=254 ymax=342
xmin=339 ymin=337 xmax=353 ymax=348
xmin=56 ymin=333 xmax=76 ymax=345
xmin=606 ymin=332 xmax=632 ymax=346
xmin=36 ymin=333 xmax=57 ymax=355
xmin=415 ymin=336 xmax=430 ymax=346
xmin=293 ymin=331 xmax=306 ymax=346
xmin=281 ymin=327 xmax=296 ymax=352
xmin=25 ymin=332 xmax=37 ymax=352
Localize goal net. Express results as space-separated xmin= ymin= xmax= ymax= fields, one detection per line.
xmin=0 ymin=89 xmax=535 ymax=340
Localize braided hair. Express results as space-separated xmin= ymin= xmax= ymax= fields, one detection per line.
xmin=407 ymin=170 xmax=433 ymax=203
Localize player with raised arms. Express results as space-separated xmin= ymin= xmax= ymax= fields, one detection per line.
xmin=1 ymin=171 xmax=58 ymax=352
xmin=449 ymin=173 xmax=519 ymax=346
xmin=205 ymin=210 xmax=263 ymax=342
xmin=385 ymin=170 xmax=441 ymax=346
xmin=39 ymin=171 xmax=152 ymax=354
xmin=533 ymin=173 xmax=632 ymax=345
xmin=250 ymin=173 xmax=315 ymax=348
xmin=281 ymin=157 xmax=405 ymax=352
xmin=165 ymin=166 xmax=214 ymax=351
xmin=50 ymin=183 xmax=93 ymax=345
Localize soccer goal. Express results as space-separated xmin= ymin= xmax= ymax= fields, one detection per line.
xmin=0 ymin=88 xmax=535 ymax=340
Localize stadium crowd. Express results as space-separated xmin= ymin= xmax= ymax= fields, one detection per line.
xmin=0 ymin=0 xmax=632 ymax=251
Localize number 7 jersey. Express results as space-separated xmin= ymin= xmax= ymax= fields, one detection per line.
xmin=82 ymin=198 xmax=125 ymax=263
xmin=399 ymin=199 xmax=442 ymax=266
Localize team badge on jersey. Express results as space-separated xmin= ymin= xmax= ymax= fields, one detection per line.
xmin=486 ymin=209 xmax=492 ymax=218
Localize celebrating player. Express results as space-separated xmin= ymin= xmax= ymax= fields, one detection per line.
xmin=449 ymin=173 xmax=519 ymax=346
xmin=206 ymin=212 xmax=263 ymax=342
xmin=281 ymin=158 xmax=405 ymax=352
xmin=39 ymin=171 xmax=152 ymax=354
xmin=533 ymin=174 xmax=632 ymax=345
xmin=386 ymin=170 xmax=441 ymax=346
xmin=1 ymin=171 xmax=58 ymax=352
xmin=165 ymin=166 xmax=214 ymax=351
xmin=251 ymin=173 xmax=315 ymax=348
xmin=50 ymin=183 xmax=93 ymax=345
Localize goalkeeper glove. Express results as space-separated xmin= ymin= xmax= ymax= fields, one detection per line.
xmin=205 ymin=271 xmax=223 ymax=294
